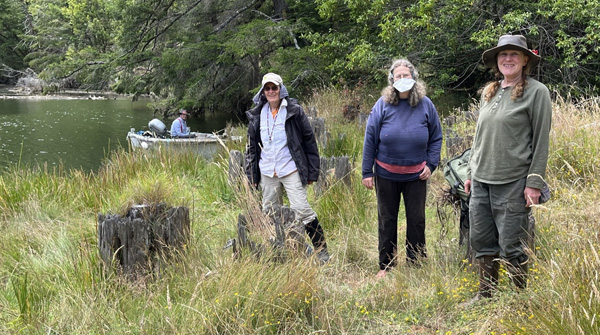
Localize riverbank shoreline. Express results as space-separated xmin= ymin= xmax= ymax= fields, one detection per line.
xmin=0 ymin=85 xmax=149 ymax=101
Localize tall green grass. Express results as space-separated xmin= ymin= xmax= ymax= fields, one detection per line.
xmin=0 ymin=88 xmax=599 ymax=334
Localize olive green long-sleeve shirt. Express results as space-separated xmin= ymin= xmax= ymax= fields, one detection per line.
xmin=468 ymin=78 xmax=552 ymax=189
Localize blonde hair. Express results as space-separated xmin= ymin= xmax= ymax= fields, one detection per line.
xmin=382 ymin=58 xmax=427 ymax=107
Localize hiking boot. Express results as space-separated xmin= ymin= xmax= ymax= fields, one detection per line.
xmin=306 ymin=218 xmax=328 ymax=251
xmin=316 ymin=248 xmax=330 ymax=264
xmin=305 ymin=245 xmax=314 ymax=257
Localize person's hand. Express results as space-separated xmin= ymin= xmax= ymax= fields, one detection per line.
xmin=419 ymin=166 xmax=432 ymax=180
xmin=464 ymin=179 xmax=472 ymax=194
xmin=524 ymin=186 xmax=541 ymax=207
xmin=362 ymin=177 xmax=374 ymax=190
xmin=308 ymin=180 xmax=314 ymax=185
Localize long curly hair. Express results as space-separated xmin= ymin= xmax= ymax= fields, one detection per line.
xmin=382 ymin=58 xmax=427 ymax=107
xmin=481 ymin=60 xmax=534 ymax=102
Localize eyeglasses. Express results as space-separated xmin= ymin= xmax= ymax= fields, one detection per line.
xmin=264 ymin=85 xmax=279 ymax=92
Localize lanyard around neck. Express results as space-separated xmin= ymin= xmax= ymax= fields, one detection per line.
xmin=266 ymin=104 xmax=280 ymax=142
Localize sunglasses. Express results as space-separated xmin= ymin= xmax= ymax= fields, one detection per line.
xmin=264 ymin=85 xmax=279 ymax=92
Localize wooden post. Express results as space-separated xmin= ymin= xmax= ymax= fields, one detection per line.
xmin=342 ymin=104 xmax=360 ymax=121
xmin=443 ymin=111 xmax=477 ymax=159
xmin=98 ymin=203 xmax=190 ymax=276
xmin=358 ymin=112 xmax=369 ymax=126
xmin=228 ymin=149 xmax=244 ymax=186
xmin=306 ymin=106 xmax=318 ymax=118
xmin=309 ymin=117 xmax=328 ymax=147
xmin=315 ymin=156 xmax=352 ymax=196
xmin=233 ymin=205 xmax=306 ymax=261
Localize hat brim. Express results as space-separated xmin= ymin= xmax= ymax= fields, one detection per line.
xmin=482 ymin=45 xmax=540 ymax=69
xmin=258 ymin=81 xmax=280 ymax=95
xmin=261 ymin=80 xmax=280 ymax=86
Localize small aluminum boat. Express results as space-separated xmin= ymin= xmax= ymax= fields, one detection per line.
xmin=127 ymin=119 xmax=241 ymax=159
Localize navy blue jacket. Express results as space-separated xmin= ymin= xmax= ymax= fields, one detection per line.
xmin=245 ymin=98 xmax=320 ymax=186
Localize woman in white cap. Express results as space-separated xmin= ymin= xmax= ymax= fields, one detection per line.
xmin=362 ymin=58 xmax=443 ymax=279
xmin=463 ymin=35 xmax=552 ymax=303
xmin=245 ymin=73 xmax=329 ymax=263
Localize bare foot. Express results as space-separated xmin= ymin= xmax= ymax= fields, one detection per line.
xmin=376 ymin=270 xmax=387 ymax=279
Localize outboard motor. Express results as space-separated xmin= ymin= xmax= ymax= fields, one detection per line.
xmin=148 ymin=118 xmax=168 ymax=138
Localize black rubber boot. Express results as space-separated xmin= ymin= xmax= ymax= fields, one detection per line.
xmin=306 ymin=218 xmax=329 ymax=263
xmin=460 ymin=255 xmax=498 ymax=307
xmin=478 ymin=255 xmax=499 ymax=297
xmin=509 ymin=258 xmax=529 ymax=289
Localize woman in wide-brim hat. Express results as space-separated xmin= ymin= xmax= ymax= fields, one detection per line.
xmin=462 ymin=35 xmax=552 ymax=305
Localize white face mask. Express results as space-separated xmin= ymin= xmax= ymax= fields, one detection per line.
xmin=393 ymin=78 xmax=416 ymax=93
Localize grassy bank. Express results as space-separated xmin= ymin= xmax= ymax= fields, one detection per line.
xmin=1 ymin=89 xmax=599 ymax=334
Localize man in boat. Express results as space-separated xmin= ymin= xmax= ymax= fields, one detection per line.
xmin=170 ymin=109 xmax=193 ymax=138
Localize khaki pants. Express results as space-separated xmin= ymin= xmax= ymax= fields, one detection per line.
xmin=260 ymin=171 xmax=317 ymax=225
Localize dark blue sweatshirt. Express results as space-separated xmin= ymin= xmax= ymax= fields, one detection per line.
xmin=362 ymin=96 xmax=442 ymax=182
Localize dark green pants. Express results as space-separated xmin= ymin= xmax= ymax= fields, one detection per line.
xmin=469 ymin=178 xmax=530 ymax=264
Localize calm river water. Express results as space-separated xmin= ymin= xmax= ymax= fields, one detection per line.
xmin=0 ymin=89 xmax=244 ymax=173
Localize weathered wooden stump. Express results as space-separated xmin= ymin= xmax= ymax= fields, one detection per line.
xmin=233 ymin=205 xmax=307 ymax=261
xmin=228 ymin=149 xmax=245 ymax=185
xmin=342 ymin=104 xmax=360 ymax=121
xmin=445 ymin=133 xmax=473 ymax=160
xmin=306 ymin=106 xmax=318 ymax=118
xmin=98 ymin=203 xmax=190 ymax=276
xmin=309 ymin=117 xmax=328 ymax=147
xmin=357 ymin=112 xmax=369 ymax=126
xmin=443 ymin=111 xmax=477 ymax=159
xmin=314 ymin=156 xmax=352 ymax=196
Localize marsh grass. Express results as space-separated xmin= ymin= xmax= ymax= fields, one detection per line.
xmin=1 ymin=89 xmax=599 ymax=334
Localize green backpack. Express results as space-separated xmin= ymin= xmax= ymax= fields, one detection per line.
xmin=443 ymin=148 xmax=471 ymax=202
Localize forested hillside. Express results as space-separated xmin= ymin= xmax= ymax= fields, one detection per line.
xmin=1 ymin=0 xmax=599 ymax=112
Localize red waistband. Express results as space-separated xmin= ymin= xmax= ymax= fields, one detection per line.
xmin=376 ymin=159 xmax=426 ymax=174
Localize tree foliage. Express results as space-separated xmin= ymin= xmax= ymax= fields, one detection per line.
xmin=1 ymin=0 xmax=599 ymax=110
xmin=0 ymin=0 xmax=28 ymax=83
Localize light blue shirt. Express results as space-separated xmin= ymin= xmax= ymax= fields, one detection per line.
xmin=259 ymin=99 xmax=297 ymax=177
xmin=170 ymin=117 xmax=190 ymax=137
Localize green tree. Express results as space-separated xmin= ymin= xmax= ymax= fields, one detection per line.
xmin=21 ymin=0 xmax=118 ymax=89
xmin=0 ymin=0 xmax=28 ymax=83
xmin=535 ymin=0 xmax=600 ymax=94
xmin=305 ymin=0 xmax=600 ymax=98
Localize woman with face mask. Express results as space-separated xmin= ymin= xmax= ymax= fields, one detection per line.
xmin=362 ymin=58 xmax=442 ymax=279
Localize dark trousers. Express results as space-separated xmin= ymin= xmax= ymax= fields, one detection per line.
xmin=469 ymin=178 xmax=530 ymax=264
xmin=376 ymin=176 xmax=427 ymax=270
